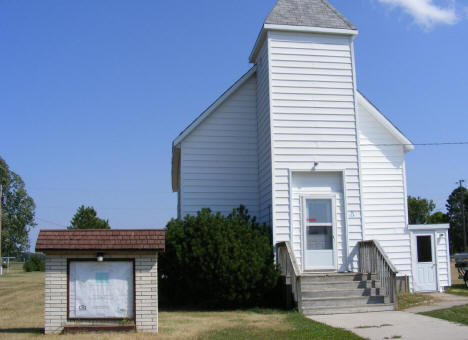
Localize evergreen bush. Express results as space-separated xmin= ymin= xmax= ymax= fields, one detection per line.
xmin=23 ymin=254 xmax=45 ymax=272
xmin=159 ymin=205 xmax=280 ymax=308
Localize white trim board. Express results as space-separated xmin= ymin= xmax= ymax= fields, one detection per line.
xmin=249 ymin=24 xmax=358 ymax=62
xmin=357 ymin=92 xmax=414 ymax=152
xmin=408 ymin=224 xmax=450 ymax=231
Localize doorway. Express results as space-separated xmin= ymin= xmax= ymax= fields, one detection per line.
xmin=302 ymin=197 xmax=336 ymax=271
xmin=413 ymin=233 xmax=437 ymax=291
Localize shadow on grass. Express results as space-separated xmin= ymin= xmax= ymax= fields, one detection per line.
xmin=159 ymin=306 xmax=293 ymax=313
xmin=450 ymin=284 xmax=468 ymax=289
xmin=0 ymin=328 xmax=43 ymax=334
xmin=446 ymin=284 xmax=468 ymax=297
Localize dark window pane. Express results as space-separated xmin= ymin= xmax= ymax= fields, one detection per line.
xmin=417 ymin=236 xmax=432 ymax=262
xmin=307 ymin=226 xmax=332 ymax=250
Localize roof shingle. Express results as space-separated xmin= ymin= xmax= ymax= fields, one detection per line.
xmin=265 ymin=0 xmax=356 ymax=30
xmin=35 ymin=229 xmax=165 ymax=252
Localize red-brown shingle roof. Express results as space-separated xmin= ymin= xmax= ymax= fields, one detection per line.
xmin=35 ymin=229 xmax=165 ymax=252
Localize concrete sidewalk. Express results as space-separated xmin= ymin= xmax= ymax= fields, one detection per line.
xmin=310 ymin=310 xmax=468 ymax=340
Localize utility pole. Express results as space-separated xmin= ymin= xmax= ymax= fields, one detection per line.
xmin=458 ymin=180 xmax=467 ymax=253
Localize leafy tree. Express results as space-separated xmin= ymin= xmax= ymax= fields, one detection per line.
xmin=407 ymin=195 xmax=435 ymax=224
xmin=68 ymin=205 xmax=110 ymax=229
xmin=0 ymin=157 xmax=36 ymax=258
xmin=427 ymin=211 xmax=449 ymax=224
xmin=446 ymin=186 xmax=468 ymax=253
xmin=159 ymin=205 xmax=280 ymax=308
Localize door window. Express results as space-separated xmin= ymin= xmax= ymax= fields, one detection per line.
xmin=305 ymin=199 xmax=333 ymax=250
xmin=417 ymin=235 xmax=433 ymax=263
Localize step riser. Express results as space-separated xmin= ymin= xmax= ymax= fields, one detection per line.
xmin=301 ymin=280 xmax=381 ymax=290
xmin=301 ymin=274 xmax=377 ymax=283
xmin=303 ymin=304 xmax=395 ymax=315
xmin=302 ymin=288 xmax=381 ymax=298
xmin=302 ymin=296 xmax=388 ymax=308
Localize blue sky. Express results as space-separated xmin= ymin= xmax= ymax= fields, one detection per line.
xmin=1 ymin=0 xmax=467 ymax=250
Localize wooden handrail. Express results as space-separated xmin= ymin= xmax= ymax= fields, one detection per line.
xmin=276 ymin=241 xmax=302 ymax=311
xmin=358 ymin=240 xmax=398 ymax=305
xmin=276 ymin=241 xmax=301 ymax=277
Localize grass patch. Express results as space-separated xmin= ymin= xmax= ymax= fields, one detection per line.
xmin=445 ymin=284 xmax=468 ymax=297
xmin=202 ymin=311 xmax=362 ymax=340
xmin=420 ymin=304 xmax=468 ymax=326
xmin=397 ymin=292 xmax=435 ymax=310
xmin=0 ymin=262 xmax=363 ymax=339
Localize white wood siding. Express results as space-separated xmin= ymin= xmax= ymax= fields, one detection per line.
xmin=256 ymin=43 xmax=273 ymax=225
xmin=358 ymin=101 xmax=411 ymax=277
xmin=436 ymin=230 xmax=451 ymax=288
xmin=180 ymin=75 xmax=260 ymax=217
xmin=267 ymin=31 xmax=363 ymax=270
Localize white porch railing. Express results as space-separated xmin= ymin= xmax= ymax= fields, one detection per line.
xmin=276 ymin=241 xmax=302 ymax=311
xmin=358 ymin=239 xmax=398 ymax=304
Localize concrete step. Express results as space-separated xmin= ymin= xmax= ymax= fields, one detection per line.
xmin=302 ymin=303 xmax=395 ymax=315
xmin=301 ymin=280 xmax=381 ymax=290
xmin=302 ymin=295 xmax=388 ymax=308
xmin=301 ymin=287 xmax=382 ymax=298
xmin=301 ymin=273 xmax=377 ymax=283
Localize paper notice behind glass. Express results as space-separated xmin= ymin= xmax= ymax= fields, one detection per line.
xmin=69 ymin=261 xmax=133 ymax=318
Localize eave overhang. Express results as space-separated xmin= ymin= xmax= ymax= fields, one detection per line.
xmin=249 ymin=24 xmax=358 ymax=63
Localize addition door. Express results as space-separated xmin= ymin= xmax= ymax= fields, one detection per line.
xmin=303 ymin=198 xmax=336 ymax=271
xmin=414 ymin=233 xmax=437 ymax=291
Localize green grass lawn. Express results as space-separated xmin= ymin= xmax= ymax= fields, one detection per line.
xmin=420 ymin=304 xmax=468 ymax=326
xmin=445 ymin=284 xmax=468 ymax=297
xmin=201 ymin=310 xmax=363 ymax=340
xmin=397 ymin=292 xmax=435 ymax=310
xmin=0 ymin=263 xmax=362 ymax=339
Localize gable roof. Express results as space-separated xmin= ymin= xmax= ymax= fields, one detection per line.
xmin=171 ymin=66 xmax=257 ymax=192
xmin=172 ymin=66 xmax=257 ymax=147
xmin=265 ymin=0 xmax=356 ymax=30
xmin=36 ymin=229 xmax=166 ymax=252
xmin=357 ymin=91 xmax=414 ymax=152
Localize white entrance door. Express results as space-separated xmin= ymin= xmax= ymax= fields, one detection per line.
xmin=414 ymin=233 xmax=437 ymax=291
xmin=303 ymin=198 xmax=336 ymax=270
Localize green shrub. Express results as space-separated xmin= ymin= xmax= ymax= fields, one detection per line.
xmin=23 ymin=254 xmax=45 ymax=272
xmin=159 ymin=206 xmax=280 ymax=308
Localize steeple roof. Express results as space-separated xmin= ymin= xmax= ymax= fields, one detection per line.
xmin=265 ymin=0 xmax=356 ymax=30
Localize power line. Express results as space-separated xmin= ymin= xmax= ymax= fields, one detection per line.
xmin=371 ymin=142 xmax=468 ymax=147
xmin=36 ymin=218 xmax=68 ymax=228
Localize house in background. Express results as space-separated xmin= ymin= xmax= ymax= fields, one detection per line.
xmin=171 ymin=0 xmax=451 ymax=314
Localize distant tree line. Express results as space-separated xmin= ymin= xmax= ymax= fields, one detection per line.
xmin=408 ymin=185 xmax=468 ymax=253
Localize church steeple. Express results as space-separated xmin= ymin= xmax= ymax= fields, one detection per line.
xmin=249 ymin=0 xmax=357 ymax=63
xmin=265 ymin=0 xmax=356 ymax=30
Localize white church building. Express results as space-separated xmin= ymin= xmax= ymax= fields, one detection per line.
xmin=171 ymin=0 xmax=450 ymax=314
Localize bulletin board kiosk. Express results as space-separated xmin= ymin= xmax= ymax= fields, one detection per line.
xmin=35 ymin=229 xmax=165 ymax=334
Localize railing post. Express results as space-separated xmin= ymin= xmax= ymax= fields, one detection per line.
xmin=358 ymin=240 xmax=398 ymax=308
